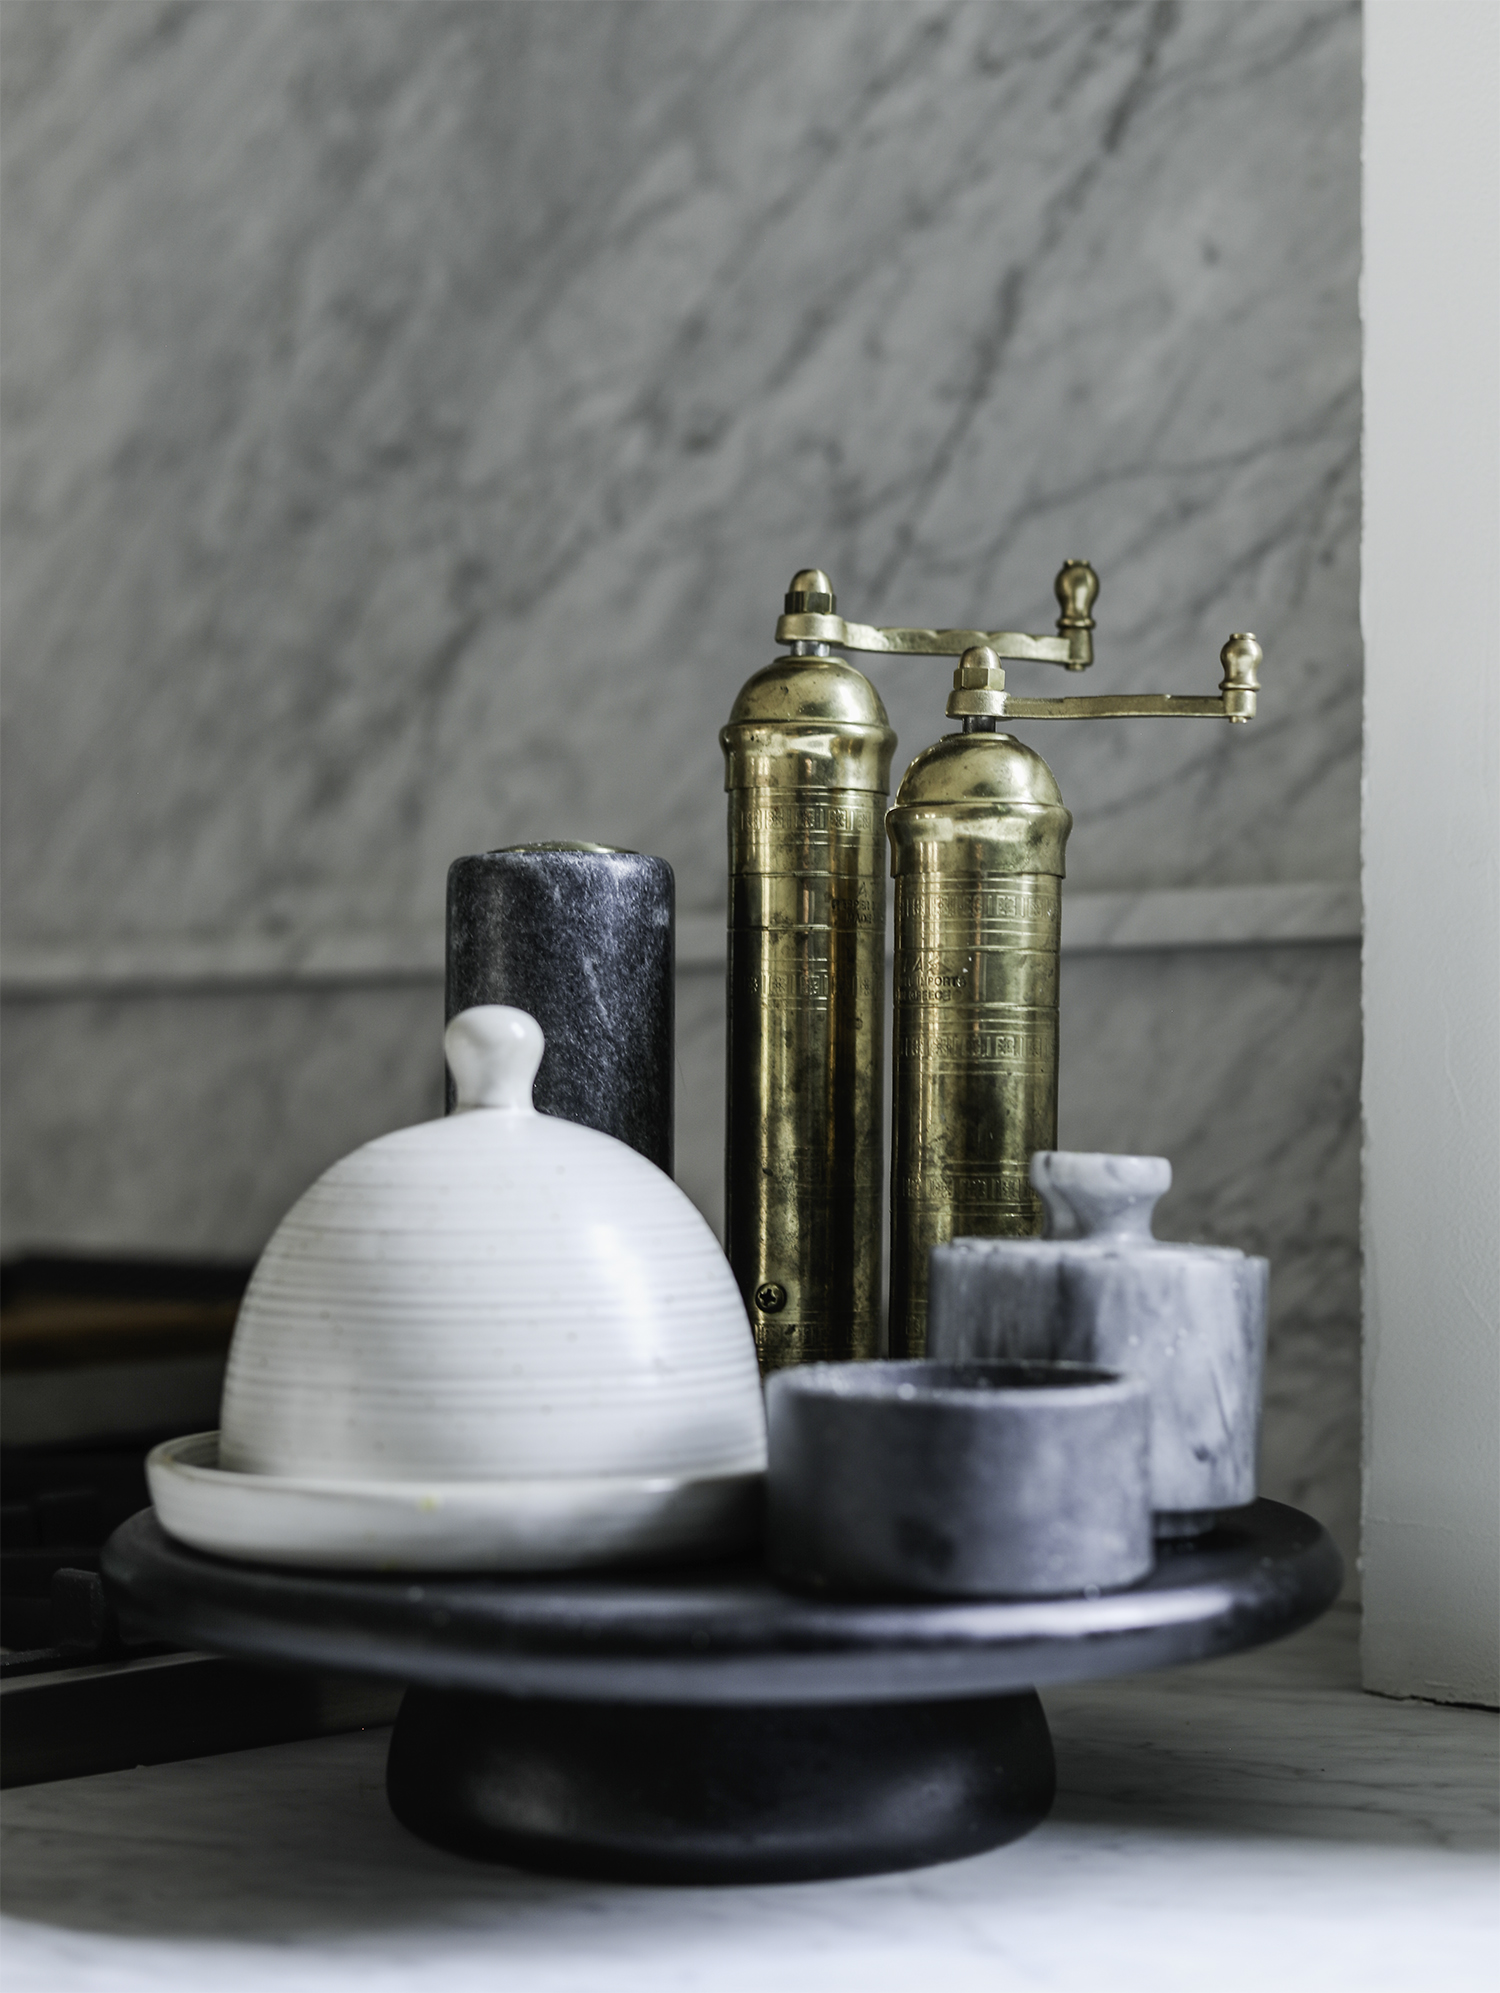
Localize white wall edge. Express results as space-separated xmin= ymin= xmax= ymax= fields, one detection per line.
xmin=1361 ymin=0 xmax=1500 ymax=1706
xmin=0 ymin=882 xmax=1362 ymax=999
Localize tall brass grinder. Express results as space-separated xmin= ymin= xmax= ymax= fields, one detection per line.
xmin=724 ymin=562 xmax=1262 ymax=1370
xmin=721 ymin=575 xmax=896 ymax=1371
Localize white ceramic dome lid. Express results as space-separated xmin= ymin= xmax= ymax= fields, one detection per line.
xmin=219 ymin=1006 xmax=766 ymax=1487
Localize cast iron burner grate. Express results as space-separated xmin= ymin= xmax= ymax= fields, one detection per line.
xmin=0 ymin=1256 xmax=399 ymax=1787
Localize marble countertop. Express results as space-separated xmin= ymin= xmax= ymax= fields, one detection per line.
xmin=3 ymin=1606 xmax=1495 ymax=1993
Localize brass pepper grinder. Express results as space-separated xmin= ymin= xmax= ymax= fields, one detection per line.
xmin=887 ymin=565 xmax=1263 ymax=1354
xmin=721 ymin=574 xmax=896 ymax=1372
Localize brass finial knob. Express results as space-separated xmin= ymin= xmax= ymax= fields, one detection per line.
xmin=785 ymin=569 xmax=836 ymax=615
xmin=1054 ymin=559 xmax=1099 ymax=632
xmin=1219 ymin=632 xmax=1263 ymax=723
xmin=945 ymin=644 xmax=1007 ymax=721
xmin=956 ymin=644 xmax=1003 ymax=684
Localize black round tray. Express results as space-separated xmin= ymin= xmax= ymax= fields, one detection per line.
xmin=104 ymin=1500 xmax=1340 ymax=1886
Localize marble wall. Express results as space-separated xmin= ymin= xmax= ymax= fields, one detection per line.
xmin=1 ymin=3 xmax=1361 ymax=1561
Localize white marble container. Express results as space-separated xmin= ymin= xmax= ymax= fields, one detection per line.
xmin=148 ymin=1006 xmax=766 ymax=1569
xmin=927 ymin=1153 xmax=1267 ymax=1536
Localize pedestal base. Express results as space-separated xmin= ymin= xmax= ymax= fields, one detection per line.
xmin=386 ymin=1687 xmax=1056 ymax=1883
xmin=104 ymin=1500 xmax=1342 ymax=1885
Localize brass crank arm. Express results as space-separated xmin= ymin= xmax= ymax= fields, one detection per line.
xmin=948 ymin=634 xmax=1264 ymax=726
xmin=775 ymin=615 xmax=1090 ymax=667
xmin=775 ymin=560 xmax=1100 ymax=669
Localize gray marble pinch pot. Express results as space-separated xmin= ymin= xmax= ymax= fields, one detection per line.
xmin=928 ymin=1153 xmax=1268 ymax=1539
xmin=765 ymin=1359 xmax=1153 ymax=1600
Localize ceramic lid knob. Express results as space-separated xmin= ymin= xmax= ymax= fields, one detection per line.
xmin=1030 ymin=1152 xmax=1172 ymax=1241
xmin=446 ymin=1005 xmax=542 ymax=1113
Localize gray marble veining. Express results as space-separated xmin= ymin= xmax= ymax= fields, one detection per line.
xmin=0 ymin=984 xmax=448 ymax=1259
xmin=2 ymin=0 xmax=1359 ymax=953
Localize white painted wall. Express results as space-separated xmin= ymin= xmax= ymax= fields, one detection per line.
xmin=1362 ymin=0 xmax=1500 ymax=1704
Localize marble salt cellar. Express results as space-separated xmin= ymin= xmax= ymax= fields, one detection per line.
xmin=927 ymin=1153 xmax=1267 ymax=1536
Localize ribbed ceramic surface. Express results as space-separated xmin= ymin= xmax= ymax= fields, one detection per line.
xmin=220 ymin=1104 xmax=766 ymax=1483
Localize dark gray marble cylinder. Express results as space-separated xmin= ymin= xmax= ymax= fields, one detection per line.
xmin=445 ymin=844 xmax=674 ymax=1173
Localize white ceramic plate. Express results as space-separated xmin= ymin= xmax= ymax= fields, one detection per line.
xmin=147 ymin=1433 xmax=763 ymax=1572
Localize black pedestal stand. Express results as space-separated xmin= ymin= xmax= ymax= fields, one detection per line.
xmin=388 ymin=1686 xmax=1054 ymax=1883
xmin=104 ymin=1500 xmax=1340 ymax=1885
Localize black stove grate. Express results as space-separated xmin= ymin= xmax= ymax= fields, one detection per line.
xmin=1 ymin=1257 xmax=401 ymax=1784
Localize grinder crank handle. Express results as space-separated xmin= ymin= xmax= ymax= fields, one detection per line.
xmin=774 ymin=560 xmax=1101 ymax=668
xmin=949 ymin=632 xmax=1264 ymax=725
